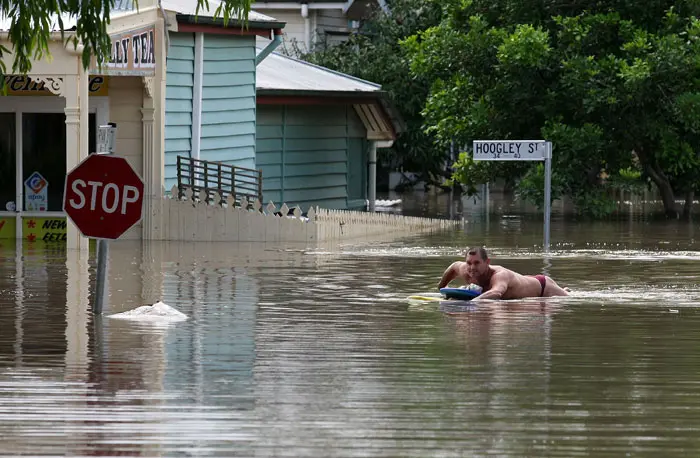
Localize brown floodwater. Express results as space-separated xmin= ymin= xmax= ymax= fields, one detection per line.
xmin=1 ymin=213 xmax=700 ymax=456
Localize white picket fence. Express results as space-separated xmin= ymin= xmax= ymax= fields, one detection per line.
xmin=147 ymin=186 xmax=458 ymax=243
xmin=313 ymin=207 xmax=456 ymax=240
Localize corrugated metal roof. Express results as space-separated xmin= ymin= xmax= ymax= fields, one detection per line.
xmin=162 ymin=0 xmax=280 ymax=23
xmin=256 ymin=49 xmax=381 ymax=93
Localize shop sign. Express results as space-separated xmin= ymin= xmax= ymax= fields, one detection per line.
xmin=92 ymin=25 xmax=157 ymax=76
xmin=0 ymin=218 xmax=16 ymax=239
xmin=0 ymin=217 xmax=70 ymax=241
xmin=23 ymin=217 xmax=67 ymax=242
xmin=24 ymin=171 xmax=48 ymax=212
xmin=2 ymin=75 xmax=109 ymax=96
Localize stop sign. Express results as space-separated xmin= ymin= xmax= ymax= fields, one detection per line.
xmin=63 ymin=154 xmax=145 ymax=239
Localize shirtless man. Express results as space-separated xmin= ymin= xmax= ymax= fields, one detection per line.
xmin=437 ymin=246 xmax=569 ymax=299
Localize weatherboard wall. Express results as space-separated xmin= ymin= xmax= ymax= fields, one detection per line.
xmin=164 ymin=32 xmax=194 ymax=191
xmin=164 ymin=32 xmax=257 ymax=191
xmin=200 ymin=34 xmax=256 ymax=170
xmin=256 ymin=104 xmax=368 ymax=210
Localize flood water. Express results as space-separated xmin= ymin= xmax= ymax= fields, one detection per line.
xmin=1 ymin=214 xmax=700 ymax=456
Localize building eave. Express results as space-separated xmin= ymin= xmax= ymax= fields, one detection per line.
xmin=176 ymin=14 xmax=285 ymax=39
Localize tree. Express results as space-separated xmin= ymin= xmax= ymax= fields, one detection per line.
xmin=0 ymin=0 xmax=253 ymax=78
xmin=302 ymin=0 xmax=445 ymax=190
xmin=404 ymin=0 xmax=700 ymax=218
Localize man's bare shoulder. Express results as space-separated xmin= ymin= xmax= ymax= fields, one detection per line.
xmin=490 ymin=267 xmax=515 ymax=281
xmin=490 ymin=265 xmax=510 ymax=274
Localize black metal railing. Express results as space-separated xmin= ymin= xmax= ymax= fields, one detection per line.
xmin=176 ymin=155 xmax=263 ymax=205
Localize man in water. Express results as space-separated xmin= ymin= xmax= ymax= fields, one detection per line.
xmin=437 ymin=246 xmax=569 ymax=299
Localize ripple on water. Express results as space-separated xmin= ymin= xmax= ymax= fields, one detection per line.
xmin=0 ymin=231 xmax=699 ymax=456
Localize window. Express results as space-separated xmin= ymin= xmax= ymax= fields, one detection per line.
xmin=0 ymin=113 xmax=15 ymax=211
xmin=22 ymin=113 xmax=67 ymax=212
xmin=20 ymin=113 xmax=97 ymax=212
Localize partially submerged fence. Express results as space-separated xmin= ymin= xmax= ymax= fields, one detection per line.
xmin=149 ymin=186 xmax=458 ymax=243
xmin=176 ymin=156 xmax=262 ymax=205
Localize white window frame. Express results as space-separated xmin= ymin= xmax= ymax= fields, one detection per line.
xmin=0 ymin=96 xmax=110 ymax=232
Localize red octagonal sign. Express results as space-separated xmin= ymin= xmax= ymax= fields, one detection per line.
xmin=63 ymin=154 xmax=145 ymax=240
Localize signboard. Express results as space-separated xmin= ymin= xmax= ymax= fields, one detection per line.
xmin=91 ymin=25 xmax=156 ymax=76
xmin=473 ymin=140 xmax=547 ymax=161
xmin=473 ymin=139 xmax=553 ymax=252
xmin=0 ymin=217 xmax=69 ymax=240
xmin=24 ymin=171 xmax=49 ymax=211
xmin=23 ymin=217 xmax=67 ymax=242
xmin=63 ymin=154 xmax=144 ymax=240
xmin=0 ymin=218 xmax=16 ymax=239
xmin=2 ymin=76 xmax=108 ymax=96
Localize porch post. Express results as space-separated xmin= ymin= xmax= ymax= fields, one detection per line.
xmin=63 ymin=70 xmax=89 ymax=251
xmin=141 ymin=89 xmax=155 ymax=240
xmin=368 ymin=141 xmax=377 ymax=212
xmin=64 ymin=67 xmax=91 ymax=380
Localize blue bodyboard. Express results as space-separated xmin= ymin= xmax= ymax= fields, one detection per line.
xmin=440 ymin=287 xmax=481 ymax=301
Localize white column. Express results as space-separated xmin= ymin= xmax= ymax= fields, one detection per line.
xmin=368 ymin=141 xmax=377 ymax=212
xmin=64 ymin=70 xmax=90 ymax=380
xmin=80 ymin=65 xmax=89 ymax=156
xmin=141 ymin=97 xmax=155 ymax=240
xmin=63 ymin=74 xmax=89 ymax=251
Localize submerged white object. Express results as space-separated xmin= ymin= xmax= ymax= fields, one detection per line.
xmin=463 ymin=283 xmax=483 ymax=294
xmin=366 ymin=199 xmax=402 ymax=208
xmin=108 ymin=301 xmax=188 ymax=322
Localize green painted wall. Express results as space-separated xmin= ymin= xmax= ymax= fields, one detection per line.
xmin=256 ymin=105 xmax=367 ymax=210
xmin=200 ymin=35 xmax=256 ymax=169
xmin=164 ymin=33 xmax=194 ymax=191
xmin=164 ymin=33 xmax=257 ymax=192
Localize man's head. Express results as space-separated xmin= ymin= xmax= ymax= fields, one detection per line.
xmin=465 ymin=246 xmax=490 ymax=281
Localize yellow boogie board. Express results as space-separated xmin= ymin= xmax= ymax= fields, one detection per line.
xmin=406 ymin=293 xmax=443 ymax=305
xmin=407 ymin=294 xmax=443 ymax=303
xmin=407 ymin=288 xmax=481 ymax=307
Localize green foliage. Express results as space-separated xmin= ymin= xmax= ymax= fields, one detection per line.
xmin=0 ymin=0 xmax=252 ymax=84
xmin=404 ymin=0 xmax=700 ymax=218
xmin=302 ymin=0 xmax=445 ymax=184
xmin=608 ymin=166 xmax=647 ymax=194
xmin=571 ymin=189 xmax=618 ymax=218
xmin=447 ymin=151 xmax=491 ymax=196
xmin=517 ymin=163 xmax=618 ymax=218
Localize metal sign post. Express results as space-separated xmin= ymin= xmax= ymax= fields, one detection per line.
xmin=94 ymin=124 xmax=117 ymax=315
xmin=472 ymin=140 xmax=553 ymax=252
xmin=543 ymin=142 xmax=552 ymax=252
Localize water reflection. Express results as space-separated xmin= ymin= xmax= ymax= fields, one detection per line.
xmin=0 ymin=220 xmax=699 ymax=455
xmin=382 ymin=186 xmax=699 ymax=221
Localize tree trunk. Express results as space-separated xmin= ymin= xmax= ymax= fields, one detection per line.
xmin=683 ymin=190 xmax=694 ymax=221
xmin=649 ymin=169 xmax=678 ymax=218
xmin=636 ymin=147 xmax=679 ymax=218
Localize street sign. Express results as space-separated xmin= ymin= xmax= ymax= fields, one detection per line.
xmin=63 ymin=154 xmax=144 ymax=240
xmin=473 ymin=140 xmax=547 ymax=161
xmin=473 ymin=139 xmax=553 ymax=252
